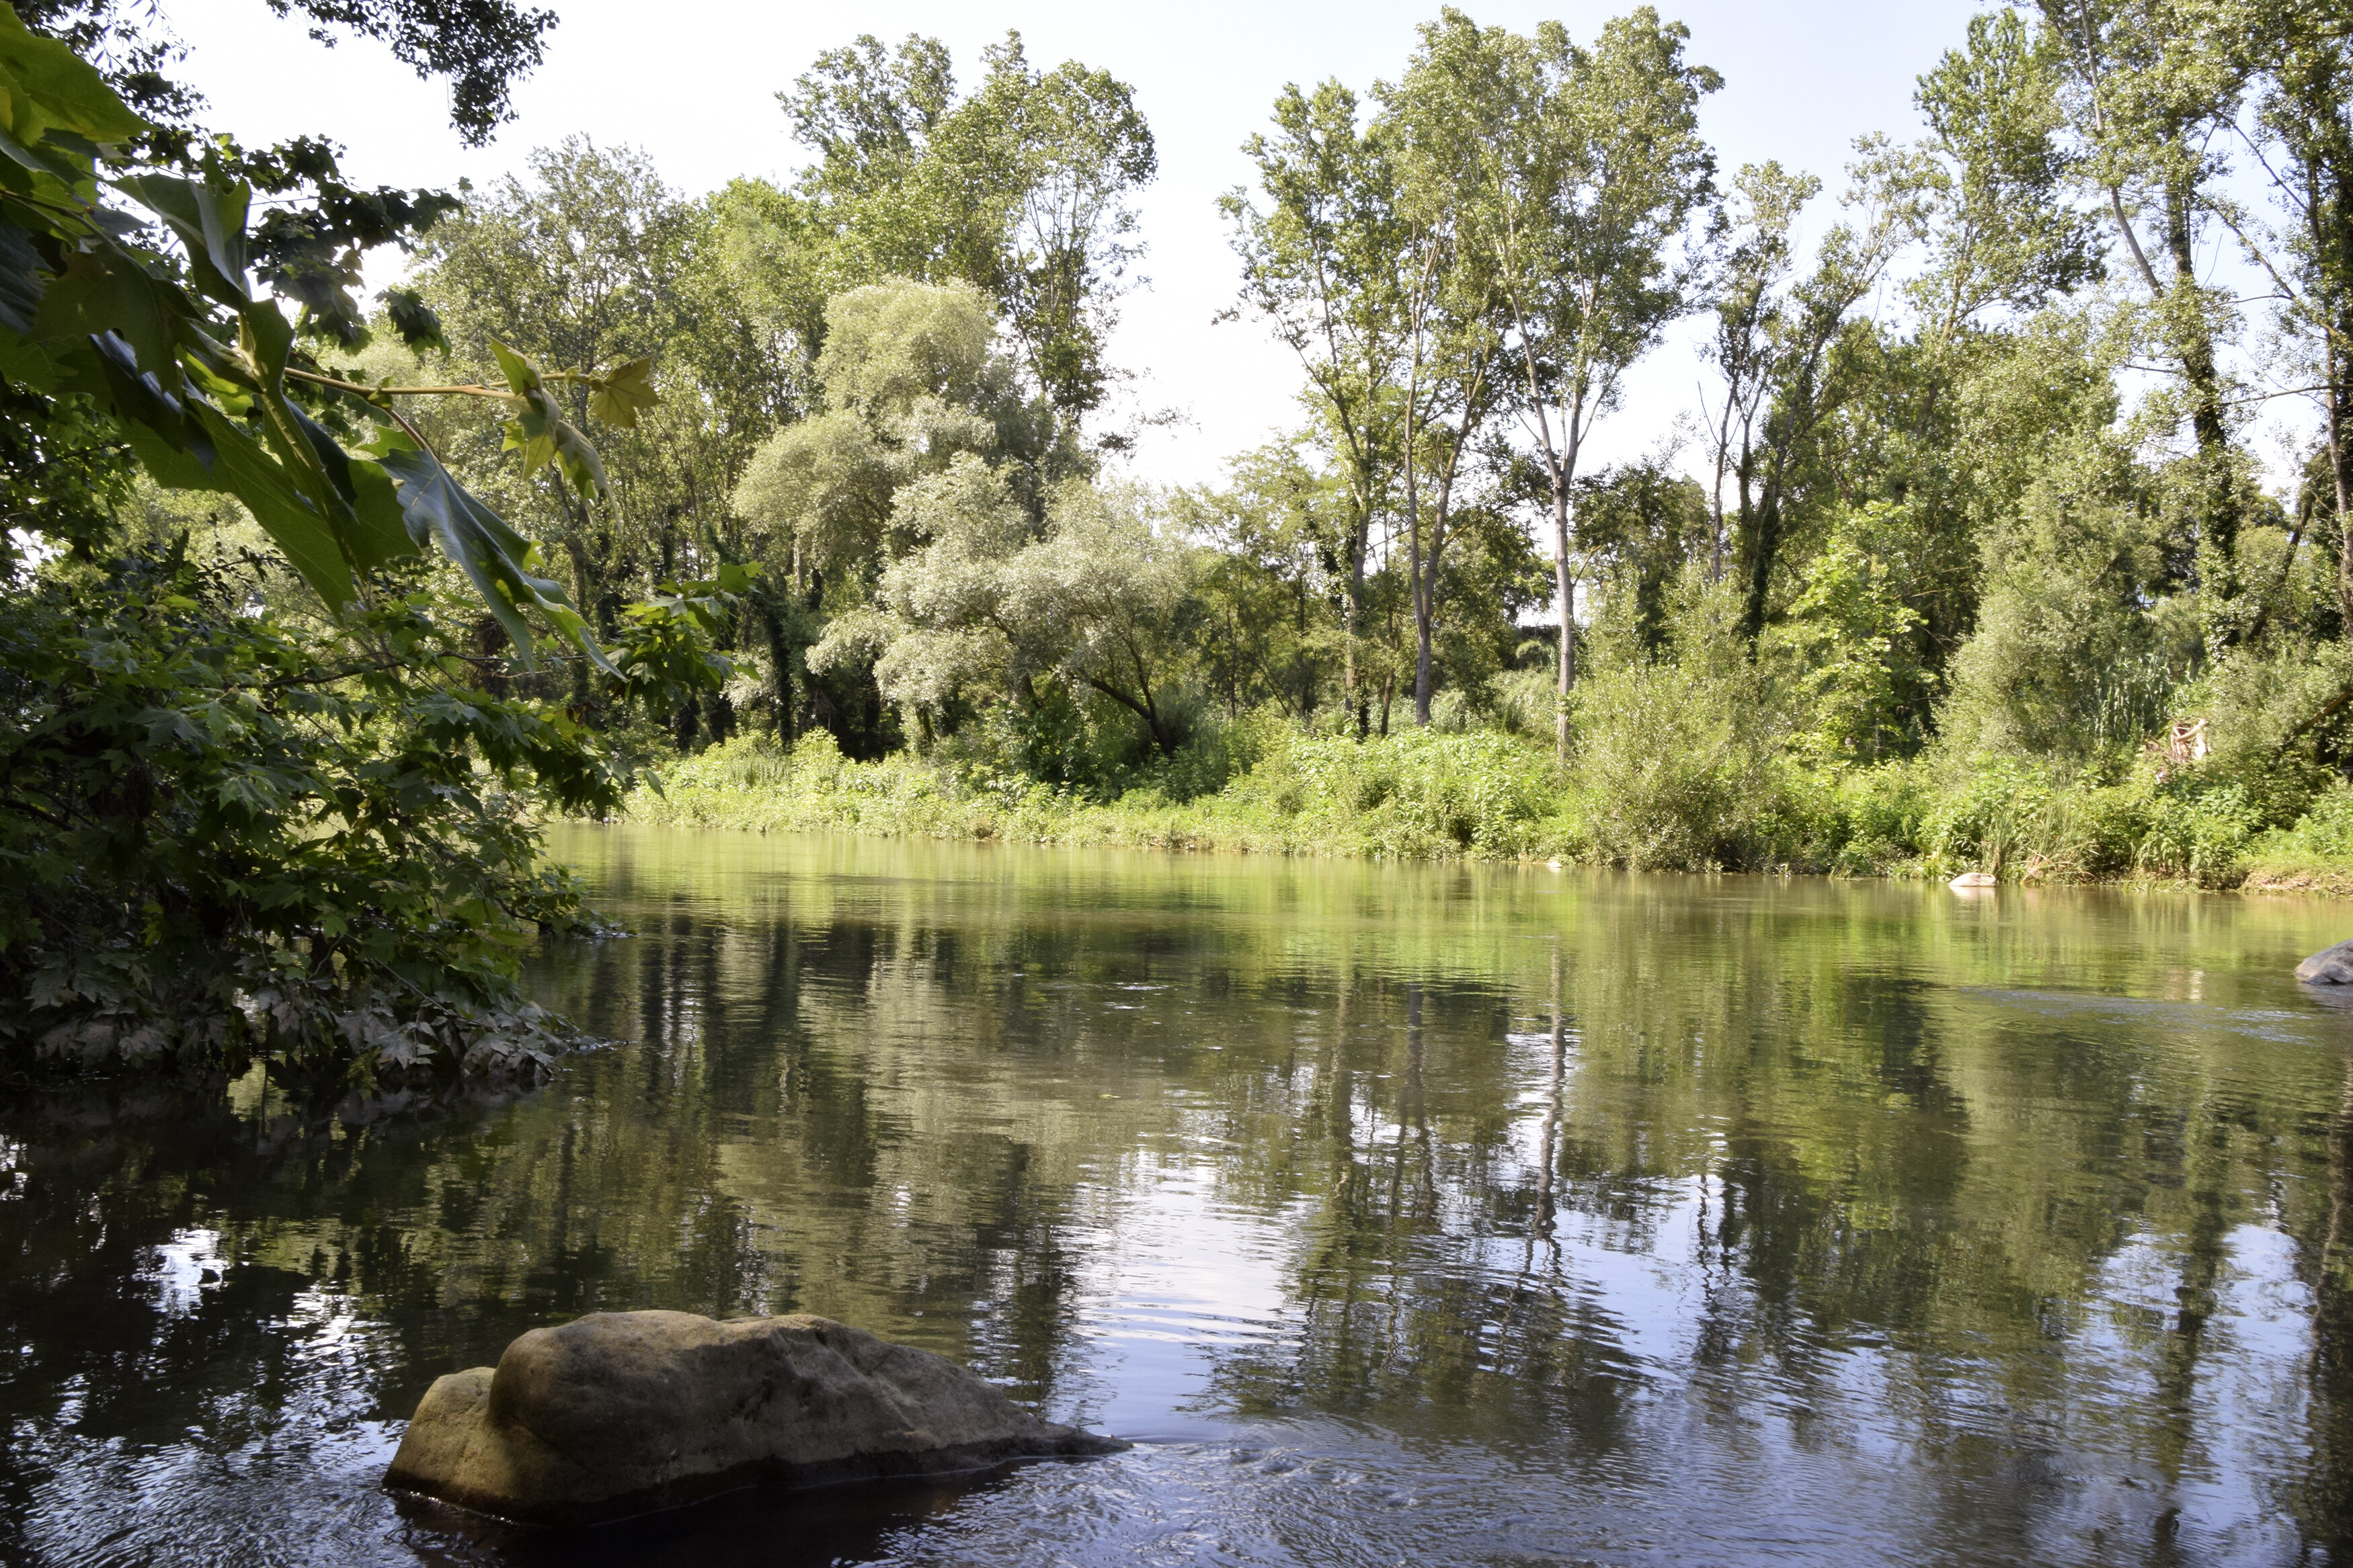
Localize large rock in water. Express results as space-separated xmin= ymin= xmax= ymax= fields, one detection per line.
xmin=2297 ymin=940 xmax=2353 ymax=984
xmin=384 ymin=1311 xmax=1123 ymax=1525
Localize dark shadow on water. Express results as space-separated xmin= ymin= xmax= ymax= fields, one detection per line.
xmin=391 ymin=1462 xmax=1043 ymax=1568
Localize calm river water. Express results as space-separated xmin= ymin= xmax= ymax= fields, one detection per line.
xmin=4 ymin=825 xmax=2353 ymax=1566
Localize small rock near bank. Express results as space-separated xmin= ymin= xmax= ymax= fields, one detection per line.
xmin=2297 ymin=940 xmax=2353 ymax=985
xmin=384 ymin=1310 xmax=1125 ymax=1526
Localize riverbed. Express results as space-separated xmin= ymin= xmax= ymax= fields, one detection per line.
xmin=3 ymin=825 xmax=2350 ymax=1565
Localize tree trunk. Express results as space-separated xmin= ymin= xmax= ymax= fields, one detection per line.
xmin=1550 ymin=477 xmax=1575 ymax=761
xmin=2165 ymin=179 xmax=2240 ymax=616
xmin=1413 ymin=591 xmax=1435 ymax=727
xmin=1739 ymin=481 xmax=1781 ymax=648
xmin=2316 ymin=149 xmax=2353 ymax=631
xmin=1349 ymin=518 xmax=1369 ymax=741
xmin=759 ymin=602 xmax=796 ymax=745
xmin=1408 ymin=453 xmax=1431 ymax=728
xmin=2334 ymin=360 xmax=2353 ymax=634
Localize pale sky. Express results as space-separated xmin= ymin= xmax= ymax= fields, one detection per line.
xmin=171 ymin=0 xmax=1986 ymax=489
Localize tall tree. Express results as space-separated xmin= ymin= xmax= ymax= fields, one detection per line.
xmin=416 ymin=138 xmax=693 ymax=643
xmin=1223 ymin=79 xmax=1410 ymax=736
xmin=2038 ymin=0 xmax=2250 ymax=626
xmin=1699 ymin=162 xmax=1816 ymax=584
xmin=731 ymin=277 xmax=1053 ymax=753
xmin=1386 ymin=50 xmax=1511 ymax=727
xmin=1427 ymin=7 xmax=1720 ymax=759
xmin=2236 ymin=0 xmax=2353 ymax=632
xmin=779 ymin=31 xmax=1156 ymax=445
xmin=1726 ymin=148 xmax=1916 ymax=647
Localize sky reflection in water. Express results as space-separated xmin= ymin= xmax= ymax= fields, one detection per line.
xmin=3 ymin=825 xmax=2351 ymax=1566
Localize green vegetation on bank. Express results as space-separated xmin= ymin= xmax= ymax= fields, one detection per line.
xmin=633 ymin=682 xmax=2353 ymax=895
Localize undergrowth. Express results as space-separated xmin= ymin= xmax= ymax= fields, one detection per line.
xmin=627 ymin=716 xmax=2353 ymax=893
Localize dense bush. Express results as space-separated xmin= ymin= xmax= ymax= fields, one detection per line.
xmin=0 ymin=540 xmax=644 ymax=1082
xmin=1561 ymin=657 xmax=1786 ymax=870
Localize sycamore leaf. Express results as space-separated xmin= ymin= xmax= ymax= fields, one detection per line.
xmin=587 ymin=355 xmax=658 ymax=428
xmin=81 ymin=329 xmax=212 ymax=487
xmin=235 ymin=294 xmax=294 ymax=387
xmin=0 ymin=121 xmax=85 ymax=190
xmin=381 ymin=287 xmax=446 ymax=356
xmin=346 ymin=456 xmax=413 ymax=573
xmin=32 ymin=247 xmax=178 ymax=376
xmin=488 ymin=338 xmax=544 ymax=397
xmin=542 ymin=398 xmax=608 ymax=498
xmin=0 ymin=4 xmax=147 ymax=149
xmin=377 ymin=443 xmax=615 ymax=675
xmin=286 ymin=398 xmax=355 ymax=503
xmin=185 ymin=401 xmax=355 ymax=608
xmin=114 ymin=174 xmax=252 ymax=304
xmin=487 ymin=339 xmax=616 ymax=496
xmin=502 ymin=385 xmax=607 ymax=500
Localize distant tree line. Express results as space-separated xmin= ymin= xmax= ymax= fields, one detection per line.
xmin=401 ymin=3 xmax=2353 ymax=795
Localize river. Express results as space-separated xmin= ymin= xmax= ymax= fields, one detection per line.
xmin=3 ymin=824 xmax=2350 ymax=1566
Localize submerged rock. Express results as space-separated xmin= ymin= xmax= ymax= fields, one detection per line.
xmin=2297 ymin=940 xmax=2353 ymax=984
xmin=384 ymin=1310 xmax=1123 ymax=1526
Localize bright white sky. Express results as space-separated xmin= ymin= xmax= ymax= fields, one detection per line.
xmin=169 ymin=0 xmax=1987 ymax=489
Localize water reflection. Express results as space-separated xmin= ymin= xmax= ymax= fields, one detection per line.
xmin=1 ymin=825 xmax=2350 ymax=1565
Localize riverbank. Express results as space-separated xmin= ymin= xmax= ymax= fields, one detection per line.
xmin=623 ymin=731 xmax=2353 ymax=894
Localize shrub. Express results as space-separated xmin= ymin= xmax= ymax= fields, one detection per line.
xmin=1 ymin=548 xmax=627 ymax=1082
xmin=2132 ymin=782 xmax=2262 ymax=884
xmin=1564 ymin=656 xmax=1787 ymax=870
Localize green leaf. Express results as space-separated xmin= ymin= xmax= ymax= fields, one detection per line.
xmin=113 ymin=174 xmax=252 ymax=304
xmin=286 ymin=397 xmax=356 ymax=507
xmin=0 ymin=210 xmax=41 ymax=332
xmin=346 ymin=457 xmax=415 ymax=573
xmin=0 ymin=3 xmax=147 ymax=148
xmin=500 ymin=385 xmax=608 ymax=500
xmin=186 ymin=401 xmax=356 ymax=609
xmin=31 ymin=248 xmax=178 ymax=376
xmin=381 ymin=287 xmax=446 ymax=356
xmin=540 ymin=395 xmax=608 ymax=498
xmin=80 ymin=329 xmax=214 ymax=487
xmin=235 ymin=295 xmax=294 ymax=386
xmin=0 ymin=121 xmax=87 ymax=190
xmin=377 ymin=444 xmax=615 ymax=675
xmin=488 ymin=339 xmax=545 ymax=397
xmin=586 ymin=355 xmax=658 ymax=427
xmin=487 ymin=339 xmax=610 ymax=497
xmin=0 ymin=323 xmax=58 ymax=388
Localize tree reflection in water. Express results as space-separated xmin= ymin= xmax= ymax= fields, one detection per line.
xmin=0 ymin=825 xmax=2348 ymax=1565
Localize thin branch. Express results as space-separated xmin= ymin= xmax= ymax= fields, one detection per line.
xmin=284 ymin=367 xmax=524 ymax=404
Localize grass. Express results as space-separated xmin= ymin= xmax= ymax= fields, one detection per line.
xmin=630 ymin=728 xmax=1575 ymax=860
xmin=622 ymin=727 xmax=2353 ymax=897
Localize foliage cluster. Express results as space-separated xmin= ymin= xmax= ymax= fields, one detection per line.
xmin=0 ymin=3 xmax=731 ymax=1081
xmin=1 ymin=538 xmax=624 ymax=1078
xmin=589 ymin=0 xmax=2353 ymax=907
xmin=637 ymin=723 xmax=1564 ymax=862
